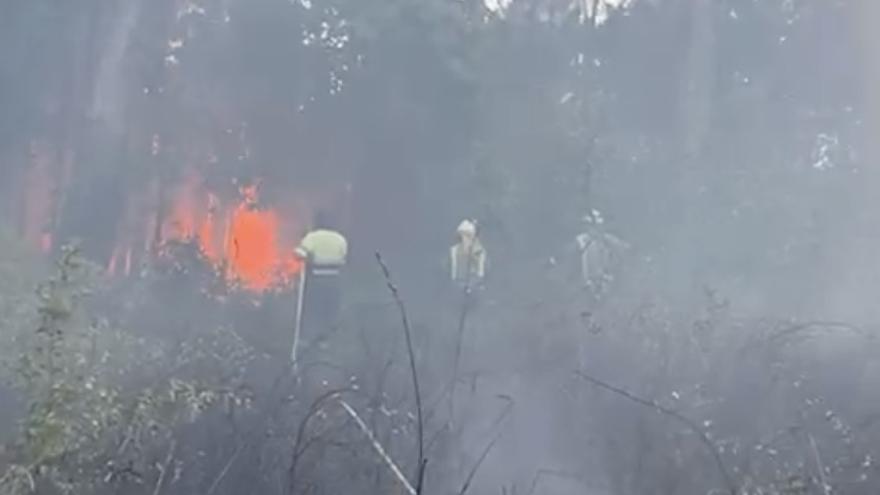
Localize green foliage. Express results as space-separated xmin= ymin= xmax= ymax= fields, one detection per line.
xmin=0 ymin=244 xmax=254 ymax=495
xmin=0 ymin=227 xmax=41 ymax=382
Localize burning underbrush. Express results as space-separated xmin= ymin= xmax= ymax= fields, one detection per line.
xmin=10 ymin=144 xmax=307 ymax=295
xmin=152 ymin=176 xmax=305 ymax=293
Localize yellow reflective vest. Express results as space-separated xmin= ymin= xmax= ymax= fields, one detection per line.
xmin=450 ymin=239 xmax=486 ymax=282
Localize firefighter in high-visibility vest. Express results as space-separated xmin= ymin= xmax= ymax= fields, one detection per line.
xmin=294 ymin=211 xmax=348 ymax=338
xmin=450 ymin=219 xmax=487 ymax=291
xmin=574 ymin=209 xmax=629 ymax=297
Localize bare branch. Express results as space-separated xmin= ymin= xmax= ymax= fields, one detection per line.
xmin=767 ymin=320 xmax=864 ymax=344
xmin=152 ymin=439 xmax=177 ymax=495
xmin=808 ymin=433 xmax=831 ymax=495
xmin=339 ymin=399 xmax=417 ymax=495
xmin=489 ymin=395 xmax=515 ymax=431
xmin=458 ymin=430 xmax=504 ymax=495
xmin=287 ymin=388 xmax=353 ymax=495
xmin=0 ymin=465 xmax=36 ymax=493
xmin=375 ymin=252 xmax=426 ymax=493
xmin=574 ymin=370 xmax=737 ymax=495
xmin=207 ymin=366 xmax=296 ymax=495
xmin=207 ymin=443 xmax=245 ymax=495
xmin=458 ymin=394 xmax=513 ymax=495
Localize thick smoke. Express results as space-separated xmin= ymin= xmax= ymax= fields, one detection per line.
xmin=0 ymin=1 xmax=878 ymax=495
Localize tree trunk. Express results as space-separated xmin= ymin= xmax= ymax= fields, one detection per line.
xmin=676 ymin=0 xmax=717 ymax=286
xmin=680 ymin=0 xmax=716 ymax=159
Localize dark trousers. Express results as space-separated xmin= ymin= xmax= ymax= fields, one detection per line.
xmin=301 ymin=271 xmax=341 ymax=340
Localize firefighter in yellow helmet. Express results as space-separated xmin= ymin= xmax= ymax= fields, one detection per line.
xmin=450 ymin=219 xmax=487 ymax=291
xmin=294 ymin=210 xmax=348 ymax=342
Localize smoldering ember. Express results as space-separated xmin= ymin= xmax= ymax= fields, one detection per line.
xmin=1 ymin=1 xmax=879 ymax=494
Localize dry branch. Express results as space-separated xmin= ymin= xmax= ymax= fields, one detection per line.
xmin=808 ymin=433 xmax=831 ymax=495
xmin=152 ymin=439 xmax=176 ymax=495
xmin=458 ymin=429 xmax=504 ymax=495
xmin=574 ymin=370 xmax=737 ymax=495
xmin=207 ymin=443 xmax=244 ymax=495
xmin=339 ymin=399 xmax=417 ymax=495
xmin=287 ymin=388 xmax=353 ymax=494
xmin=767 ymin=320 xmax=864 ymax=344
xmin=457 ymin=394 xmax=513 ymax=495
xmin=375 ymin=252 xmax=426 ymax=493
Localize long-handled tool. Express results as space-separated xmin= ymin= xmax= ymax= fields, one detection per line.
xmin=291 ymin=264 xmax=308 ymax=366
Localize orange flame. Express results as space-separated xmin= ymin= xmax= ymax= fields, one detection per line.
xmin=16 ymin=146 xmax=303 ymax=293
xmin=159 ymin=172 xmax=302 ymax=291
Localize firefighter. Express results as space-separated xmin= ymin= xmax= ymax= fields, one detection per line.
xmin=575 ymin=209 xmax=629 ymax=297
xmin=294 ymin=210 xmax=348 ymax=340
xmin=450 ymin=219 xmax=487 ymax=291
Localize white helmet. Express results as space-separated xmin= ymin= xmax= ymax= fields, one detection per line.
xmin=457 ymin=219 xmax=477 ymax=236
